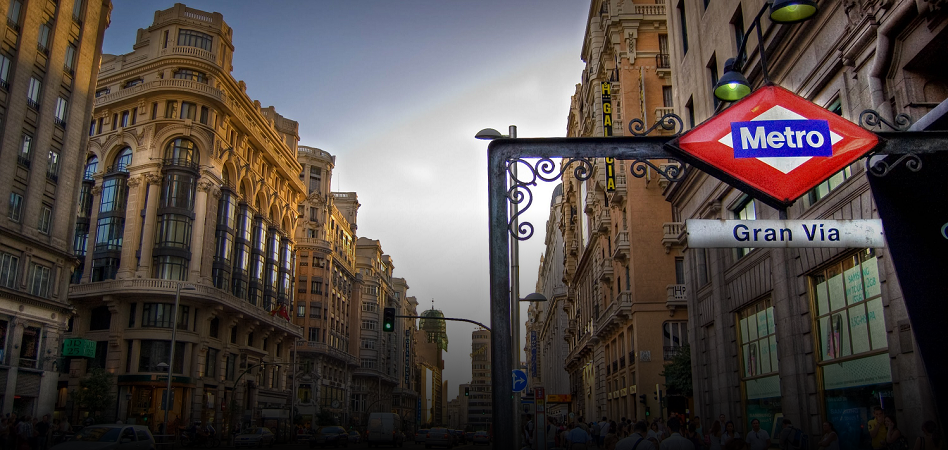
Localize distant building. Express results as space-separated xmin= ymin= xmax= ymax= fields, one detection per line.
xmin=416 ymin=307 xmax=447 ymax=427
xmin=0 ymin=0 xmax=112 ymax=418
xmin=526 ymin=184 xmax=570 ymax=421
xmin=467 ymin=328 xmax=490 ymax=431
xmin=67 ymin=3 xmax=304 ymax=431
xmin=292 ymin=145 xmax=359 ymax=427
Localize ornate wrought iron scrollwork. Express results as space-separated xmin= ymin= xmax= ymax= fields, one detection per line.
xmin=859 ymin=109 xmax=913 ymax=131
xmin=865 ymin=153 xmax=922 ymax=177
xmin=627 ymin=157 xmax=688 ymax=183
xmin=507 ymin=157 xmax=594 ymax=241
xmin=627 ymin=113 xmax=685 ymax=137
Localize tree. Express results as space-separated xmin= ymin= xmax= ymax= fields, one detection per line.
xmin=660 ymin=344 xmax=693 ymax=396
xmin=72 ymin=368 xmax=116 ymax=422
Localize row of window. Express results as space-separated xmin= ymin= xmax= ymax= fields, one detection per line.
xmin=8 ymin=190 xmax=54 ymax=235
xmin=0 ymin=251 xmax=52 ymax=298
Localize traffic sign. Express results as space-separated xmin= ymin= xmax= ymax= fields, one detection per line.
xmin=672 ymin=85 xmax=879 ymax=208
xmin=512 ymin=369 xmax=527 ymax=392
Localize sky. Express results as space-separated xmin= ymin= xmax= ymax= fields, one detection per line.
xmin=102 ymin=0 xmax=589 ymax=400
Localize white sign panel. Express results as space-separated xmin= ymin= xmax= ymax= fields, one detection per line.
xmin=686 ymin=219 xmax=885 ymax=248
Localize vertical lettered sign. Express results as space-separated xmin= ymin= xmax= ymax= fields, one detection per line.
xmin=605 ymin=158 xmax=616 ymax=192
xmin=601 ymin=82 xmax=613 ymax=136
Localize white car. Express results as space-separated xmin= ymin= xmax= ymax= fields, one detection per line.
xmin=51 ymin=425 xmax=155 ymax=450
xmin=233 ymin=428 xmax=275 ymax=448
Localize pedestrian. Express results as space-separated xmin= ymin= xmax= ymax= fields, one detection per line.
xmin=545 ymin=418 xmax=558 ymax=450
xmin=592 ymin=420 xmax=603 ymax=447
xmin=35 ymin=416 xmax=49 ymax=450
xmin=617 ymin=421 xmax=657 ymax=450
xmin=659 ymin=417 xmax=695 ymax=450
xmin=745 ymin=419 xmax=769 ymax=450
xmin=886 ymin=416 xmax=910 ymax=450
xmin=687 ymin=424 xmax=705 ymax=450
xmin=522 ymin=420 xmax=533 ymax=449
xmin=817 ymin=422 xmax=839 ymax=450
xmin=603 ymin=421 xmax=618 ymax=450
xmin=722 ymin=422 xmax=739 ymax=450
xmin=15 ymin=416 xmax=32 ymax=450
xmin=648 ymin=422 xmax=662 ymax=446
xmin=708 ymin=421 xmax=722 ymax=450
xmin=0 ymin=418 xmax=9 ymax=450
xmin=914 ymin=420 xmax=946 ymax=450
xmin=567 ymin=422 xmax=595 ymax=450
xmin=869 ymin=407 xmax=888 ymax=450
xmin=600 ymin=418 xmax=612 ymax=447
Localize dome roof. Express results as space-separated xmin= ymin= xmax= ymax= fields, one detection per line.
xmin=419 ymin=308 xmax=448 ymax=351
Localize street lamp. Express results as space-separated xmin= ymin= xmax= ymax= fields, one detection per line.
xmin=163 ymin=282 xmax=196 ymax=434
xmin=713 ymin=0 xmax=818 ymax=102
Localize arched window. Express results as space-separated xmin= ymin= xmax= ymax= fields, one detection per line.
xmin=112 ymin=147 xmax=132 ymax=173
xmin=164 ymin=138 xmax=199 ymax=167
xmin=84 ymin=155 xmax=98 ymax=181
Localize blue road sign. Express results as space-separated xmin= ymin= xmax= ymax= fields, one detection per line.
xmin=512 ymin=369 xmax=527 ymax=392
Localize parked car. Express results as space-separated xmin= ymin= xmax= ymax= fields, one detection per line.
xmin=366 ymin=413 xmax=403 ymax=447
xmin=425 ymin=428 xmax=453 ymax=449
xmin=415 ymin=429 xmax=430 ymax=444
xmin=311 ymin=426 xmax=348 ymax=448
xmin=234 ymin=428 xmax=275 ymax=448
xmin=51 ymin=425 xmax=155 ymax=450
xmin=452 ymin=430 xmax=465 ymax=443
xmin=472 ymin=431 xmax=490 ymax=446
xmin=347 ymin=431 xmax=361 ymax=444
xmin=464 ymin=432 xmax=474 ymax=443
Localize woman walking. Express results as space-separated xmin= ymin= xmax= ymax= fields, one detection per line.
xmin=818 ymin=422 xmax=839 ymax=450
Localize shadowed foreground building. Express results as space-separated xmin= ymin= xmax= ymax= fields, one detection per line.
xmin=62 ymin=4 xmax=304 ymax=430
xmin=0 ymin=0 xmax=111 ymax=416
xmin=664 ymin=0 xmax=945 ymax=442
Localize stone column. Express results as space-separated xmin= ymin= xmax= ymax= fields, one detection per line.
xmin=137 ymin=173 xmax=162 ymax=278
xmin=189 ymin=179 xmax=214 ymax=283
xmin=2 ymin=320 xmax=24 ymax=415
xmin=117 ymin=175 xmax=145 ymax=279
xmin=81 ymin=185 xmax=102 ymax=283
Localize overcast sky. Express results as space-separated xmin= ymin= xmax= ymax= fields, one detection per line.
xmin=103 ymin=0 xmax=589 ymax=400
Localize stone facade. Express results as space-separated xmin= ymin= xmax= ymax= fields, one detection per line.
xmin=665 ymin=0 xmax=944 ymax=443
xmin=291 ymin=145 xmax=359 ymax=427
xmin=0 ymin=0 xmax=111 ymax=417
xmin=550 ymin=0 xmax=686 ymax=423
xmin=64 ymin=3 xmax=306 ymax=432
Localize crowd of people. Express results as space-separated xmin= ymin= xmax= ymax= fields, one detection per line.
xmin=520 ymin=410 xmax=945 ymax=450
xmin=0 ymin=414 xmax=72 ymax=450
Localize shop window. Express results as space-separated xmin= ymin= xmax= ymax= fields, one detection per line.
xmin=811 ymin=250 xmax=890 ymax=449
xmin=19 ymin=326 xmax=41 ymax=368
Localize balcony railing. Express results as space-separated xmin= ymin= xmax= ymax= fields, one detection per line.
xmin=634 ymin=4 xmax=666 ymax=15
xmin=656 ymin=53 xmax=670 ymax=69
xmin=612 ymin=231 xmax=630 ymax=261
xmin=666 ymin=284 xmax=687 ymax=310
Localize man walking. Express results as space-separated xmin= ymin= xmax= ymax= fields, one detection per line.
xmin=566 ymin=423 xmax=594 ymax=450
xmin=659 ymin=418 xmax=694 ymax=450
xmin=616 ymin=421 xmax=657 ymax=450
xmin=745 ymin=419 xmax=770 ymax=450
xmin=599 ymin=418 xmax=611 ymax=447
xmin=591 ymin=420 xmax=602 ymax=447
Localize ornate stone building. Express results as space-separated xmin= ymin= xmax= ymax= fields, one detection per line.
xmin=554 ymin=0 xmax=686 ymax=421
xmin=63 ymin=4 xmax=304 ymax=431
xmin=291 ymin=145 xmax=359 ymax=427
xmin=0 ymin=0 xmax=111 ymax=417
xmin=665 ymin=0 xmax=944 ymax=442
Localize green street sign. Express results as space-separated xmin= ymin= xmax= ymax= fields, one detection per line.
xmin=62 ymin=338 xmax=96 ymax=358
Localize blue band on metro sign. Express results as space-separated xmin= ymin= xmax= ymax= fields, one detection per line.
xmin=732 ymin=119 xmax=832 ymax=158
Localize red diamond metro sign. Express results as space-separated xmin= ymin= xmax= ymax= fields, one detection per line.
xmin=671 ymin=85 xmax=880 ymax=208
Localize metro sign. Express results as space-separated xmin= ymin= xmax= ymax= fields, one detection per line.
xmin=673 ymin=85 xmax=879 ymax=207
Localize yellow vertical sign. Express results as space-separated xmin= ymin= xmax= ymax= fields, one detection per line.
xmin=601 ymin=82 xmax=613 ymax=137
xmin=603 ymin=81 xmax=617 ymax=192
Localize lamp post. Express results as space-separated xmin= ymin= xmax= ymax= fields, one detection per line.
xmin=713 ymin=0 xmax=819 ymax=102
xmin=163 ymin=282 xmax=195 ymax=434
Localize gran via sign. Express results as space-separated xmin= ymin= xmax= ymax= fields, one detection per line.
xmin=686 ymin=219 xmax=885 ymax=248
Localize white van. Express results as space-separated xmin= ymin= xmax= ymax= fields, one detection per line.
xmin=366 ymin=412 xmax=404 ymax=447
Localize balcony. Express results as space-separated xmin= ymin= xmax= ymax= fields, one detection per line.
xmin=608 ymin=174 xmax=627 ymax=204
xmin=634 ymin=3 xmax=666 ymax=15
xmin=666 ymin=284 xmax=687 ymax=314
xmin=662 ymin=222 xmax=684 ymax=253
xmin=594 ymin=209 xmax=611 ymax=233
xmin=612 ymin=231 xmax=630 ymax=261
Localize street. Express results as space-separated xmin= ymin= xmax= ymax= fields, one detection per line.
xmin=229 ymin=440 xmax=494 ymax=450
